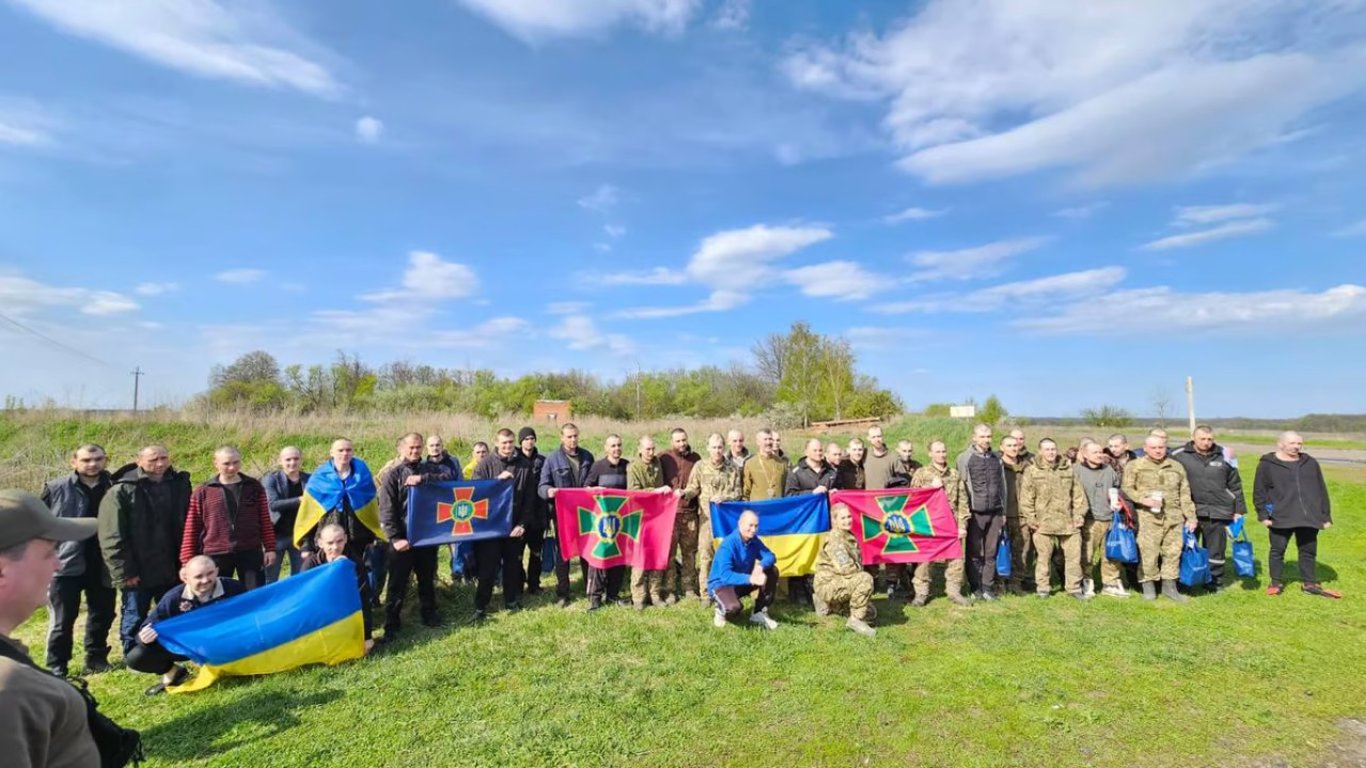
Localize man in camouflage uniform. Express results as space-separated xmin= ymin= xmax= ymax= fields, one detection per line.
xmin=1000 ymin=434 xmax=1031 ymax=594
xmin=909 ymin=440 xmax=970 ymax=607
xmin=1020 ymin=438 xmax=1089 ymax=599
xmin=742 ymin=429 xmax=786 ymax=501
xmin=813 ymin=503 xmax=876 ymax=637
xmin=683 ymin=433 xmax=742 ymax=604
xmin=1121 ymin=434 xmax=1198 ymax=602
xmin=627 ymin=436 xmax=672 ymax=609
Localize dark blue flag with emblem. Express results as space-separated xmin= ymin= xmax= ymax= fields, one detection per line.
xmin=406 ymin=480 xmax=514 ymax=547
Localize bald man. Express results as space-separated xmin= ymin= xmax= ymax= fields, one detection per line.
xmin=707 ymin=511 xmax=780 ymax=629
xmin=181 ymin=446 xmax=276 ymax=590
xmin=1255 ymin=432 xmax=1337 ymax=598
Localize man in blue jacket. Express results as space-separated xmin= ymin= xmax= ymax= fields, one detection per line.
xmin=707 ymin=510 xmax=780 ymax=629
xmin=538 ymin=423 xmax=594 ymax=608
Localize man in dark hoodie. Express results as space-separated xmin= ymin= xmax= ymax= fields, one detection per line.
xmin=472 ymin=429 xmax=536 ymax=620
xmin=517 ymin=427 xmax=549 ymax=594
xmin=1173 ymin=426 xmax=1247 ymax=593
xmin=378 ymin=433 xmax=456 ymax=639
xmin=98 ymin=444 xmax=192 ymax=655
xmin=1254 ymin=431 xmax=1337 ymax=598
xmin=41 ymin=443 xmax=115 ymax=677
xmin=660 ymin=428 xmax=702 ymax=604
xmin=583 ymin=434 xmax=630 ymax=608
xmin=539 ymin=423 xmax=594 ymax=608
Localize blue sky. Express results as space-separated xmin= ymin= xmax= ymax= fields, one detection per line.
xmin=1 ymin=0 xmax=1364 ymax=417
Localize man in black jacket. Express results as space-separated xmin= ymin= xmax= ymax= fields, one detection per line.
xmin=517 ymin=427 xmax=549 ymax=594
xmin=584 ymin=434 xmax=630 ymax=609
xmin=1254 ymin=432 xmax=1337 ymax=598
xmin=97 ymin=445 xmax=192 ymax=655
xmin=40 ymin=444 xmax=115 ymax=677
xmin=471 ymin=429 xmax=535 ymax=620
xmin=378 ymin=433 xmax=456 ymax=639
xmin=1172 ymin=426 xmax=1246 ymax=592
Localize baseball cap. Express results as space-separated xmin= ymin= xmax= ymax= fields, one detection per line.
xmin=0 ymin=490 xmax=99 ymax=550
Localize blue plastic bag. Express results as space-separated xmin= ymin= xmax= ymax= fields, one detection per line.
xmin=1104 ymin=511 xmax=1139 ymax=563
xmin=1228 ymin=517 xmax=1255 ymax=578
xmin=1179 ymin=529 xmax=1211 ymax=587
xmin=995 ymin=530 xmax=1013 ymax=578
xmin=541 ymin=535 xmax=559 ymax=575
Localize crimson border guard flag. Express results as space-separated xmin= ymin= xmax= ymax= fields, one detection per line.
xmin=554 ymin=489 xmax=677 ymax=569
xmin=831 ymin=488 xmax=962 ymax=565
xmin=406 ymin=480 xmax=514 ymax=547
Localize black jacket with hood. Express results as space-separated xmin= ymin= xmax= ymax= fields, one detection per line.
xmin=97 ymin=462 xmax=192 ymax=588
xmin=1172 ymin=441 xmax=1247 ymax=520
xmin=1253 ymin=452 xmax=1331 ymax=529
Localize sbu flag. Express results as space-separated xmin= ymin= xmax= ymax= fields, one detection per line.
xmin=554 ymin=489 xmax=678 ymax=569
xmin=830 ymin=488 xmax=962 ymax=565
xmin=406 ymin=480 xmax=514 ymax=547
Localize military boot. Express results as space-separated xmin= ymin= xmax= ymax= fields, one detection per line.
xmin=1141 ymin=581 xmax=1157 ymax=600
xmin=1161 ymin=580 xmax=1189 ymax=603
xmin=812 ymin=591 xmax=830 ymax=617
xmin=846 ymin=617 xmax=876 ymax=638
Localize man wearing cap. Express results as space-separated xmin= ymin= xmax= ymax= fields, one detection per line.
xmin=40 ymin=444 xmax=115 ymax=678
xmin=0 ymin=489 xmax=103 ymax=767
xmin=98 ymin=445 xmax=192 ymax=655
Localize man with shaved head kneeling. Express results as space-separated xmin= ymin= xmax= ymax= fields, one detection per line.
xmin=125 ymin=555 xmax=244 ymax=695
xmin=707 ymin=510 xmax=780 ymax=630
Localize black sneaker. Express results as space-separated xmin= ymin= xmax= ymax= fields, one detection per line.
xmin=421 ymin=614 xmax=441 ymax=628
xmin=145 ymin=665 xmax=189 ymax=696
xmin=587 ymin=597 xmax=603 ymax=612
xmin=471 ymin=609 xmax=488 ymax=623
xmin=505 ymin=601 xmax=523 ymax=612
xmin=84 ymin=658 xmax=113 ymax=674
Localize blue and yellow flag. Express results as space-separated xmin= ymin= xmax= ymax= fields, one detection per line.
xmin=406 ymin=480 xmax=514 ymax=547
xmin=155 ymin=559 xmax=365 ymax=693
xmin=293 ymin=458 xmax=383 ymax=547
xmin=711 ymin=495 xmax=830 ymax=576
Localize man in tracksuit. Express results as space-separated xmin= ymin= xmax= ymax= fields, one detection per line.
xmin=539 ymin=422 xmax=595 ymax=608
xmin=1172 ymin=426 xmax=1246 ymax=593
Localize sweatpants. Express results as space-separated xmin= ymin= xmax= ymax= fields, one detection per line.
xmin=384 ymin=545 xmax=439 ymax=630
xmin=1268 ymin=527 xmax=1320 ymax=585
xmin=1196 ymin=518 xmax=1230 ymax=586
xmin=713 ymin=565 xmax=780 ymax=618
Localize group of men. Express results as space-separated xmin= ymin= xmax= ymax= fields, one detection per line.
xmin=4 ymin=422 xmax=1339 ymax=694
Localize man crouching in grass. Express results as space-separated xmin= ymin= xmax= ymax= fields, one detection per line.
xmin=303 ymin=523 xmax=375 ymax=653
xmin=707 ymin=510 xmax=780 ymax=630
xmin=125 ymin=555 xmax=244 ymax=695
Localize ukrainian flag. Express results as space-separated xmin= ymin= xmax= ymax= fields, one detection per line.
xmin=293 ymin=457 xmax=383 ymax=547
xmin=711 ymin=495 xmax=830 ymax=576
xmin=154 ymin=559 xmax=366 ymax=693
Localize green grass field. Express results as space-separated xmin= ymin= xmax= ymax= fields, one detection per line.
xmin=5 ymin=415 xmax=1365 ymax=767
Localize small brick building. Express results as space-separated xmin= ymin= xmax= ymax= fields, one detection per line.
xmin=533 ymin=399 xmax=573 ymax=424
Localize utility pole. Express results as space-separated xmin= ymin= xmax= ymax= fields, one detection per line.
xmin=131 ymin=366 xmax=144 ymax=412
xmin=634 ymin=361 xmax=642 ymax=421
xmin=1185 ymin=376 xmax=1196 ymax=436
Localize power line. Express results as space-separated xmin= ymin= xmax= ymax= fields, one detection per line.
xmin=0 ymin=310 xmax=118 ymax=369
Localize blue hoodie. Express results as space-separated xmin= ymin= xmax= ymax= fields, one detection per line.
xmin=707 ymin=530 xmax=777 ymax=593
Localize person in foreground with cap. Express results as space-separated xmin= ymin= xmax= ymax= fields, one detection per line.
xmin=0 ymin=489 xmax=104 ymax=767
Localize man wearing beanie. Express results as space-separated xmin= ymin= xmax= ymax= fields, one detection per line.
xmin=516 ymin=427 xmax=550 ymax=594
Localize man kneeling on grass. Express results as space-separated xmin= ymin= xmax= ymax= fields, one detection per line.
xmin=707 ymin=510 xmax=780 ymax=630
xmin=125 ymin=555 xmax=243 ymax=695
xmin=302 ymin=524 xmax=375 ymax=653
xmin=813 ymin=503 xmax=876 ymax=637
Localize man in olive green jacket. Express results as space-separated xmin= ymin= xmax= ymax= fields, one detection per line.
xmin=1121 ymin=435 xmax=1198 ymax=602
xmin=626 ymin=436 xmax=672 ymax=609
xmin=742 ymin=429 xmax=787 ymax=502
xmin=1020 ymin=439 xmax=1089 ymax=599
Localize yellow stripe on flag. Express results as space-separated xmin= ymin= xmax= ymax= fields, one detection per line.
xmin=169 ymin=611 xmax=365 ymax=694
xmin=711 ymin=533 xmax=822 ymax=577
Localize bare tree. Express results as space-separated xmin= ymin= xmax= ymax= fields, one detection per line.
xmin=1151 ymin=387 xmax=1174 ymax=427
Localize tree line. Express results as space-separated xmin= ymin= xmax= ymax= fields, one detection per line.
xmin=199 ymin=323 xmax=904 ymax=424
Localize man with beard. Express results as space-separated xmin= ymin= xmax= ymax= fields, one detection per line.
xmin=660 ymin=429 xmax=702 ymax=605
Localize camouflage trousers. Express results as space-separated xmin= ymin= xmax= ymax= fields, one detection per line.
xmin=912 ymin=557 xmax=965 ymax=599
xmin=696 ymin=514 xmax=714 ymax=597
xmin=813 ymin=571 xmax=874 ymax=621
xmin=1032 ymin=531 xmax=1081 ymax=594
xmin=1080 ymin=518 xmax=1122 ymax=586
xmin=632 ymin=511 xmax=699 ymax=602
xmin=1005 ymin=515 xmax=1034 ymax=587
xmin=1137 ymin=511 xmax=1183 ymax=582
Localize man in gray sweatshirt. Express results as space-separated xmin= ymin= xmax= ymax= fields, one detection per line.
xmin=1073 ymin=439 xmax=1125 ymax=598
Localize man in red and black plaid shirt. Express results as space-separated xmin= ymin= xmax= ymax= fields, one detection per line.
xmin=180 ymin=446 xmax=276 ymax=589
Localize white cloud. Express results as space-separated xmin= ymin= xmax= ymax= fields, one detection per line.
xmin=906 ymin=236 xmax=1049 ymax=282
xmin=875 ymin=267 xmax=1125 ymax=314
xmin=1138 ymin=218 xmax=1274 ymax=251
xmin=0 ymin=119 xmax=51 ymax=147
xmin=1054 ymin=202 xmax=1109 ymax=220
xmin=362 ymin=250 xmax=478 ymax=302
xmin=451 ymin=0 xmax=700 ymax=42
xmin=787 ymin=1 xmax=1366 ymax=186
xmin=0 ymin=273 xmax=139 ymax=317
xmin=600 ymin=267 xmax=687 ymax=286
xmin=1019 ymin=283 xmax=1366 ymax=334
xmin=604 ymin=224 xmax=626 ymax=238
xmin=713 ymin=0 xmax=750 ymax=30
xmin=577 ymin=184 xmax=619 ymax=212
xmin=784 ymin=261 xmax=890 ymax=301
xmin=1173 ymin=203 xmax=1279 ymax=226
xmin=355 ymin=116 xmax=383 ymax=143
xmin=615 ymin=289 xmax=746 ymax=319
xmin=1333 ymin=218 xmax=1366 ymax=238
xmin=547 ymin=301 xmax=591 ymax=315
xmin=844 ymin=326 xmax=928 ymax=349
xmin=884 ymin=207 xmax=946 ymax=224
xmin=134 ymin=282 xmax=179 ymax=296
xmin=213 ymin=269 xmax=265 ymax=284
xmin=548 ymin=313 xmax=635 ymax=355
xmin=8 ymin=0 xmax=342 ymax=97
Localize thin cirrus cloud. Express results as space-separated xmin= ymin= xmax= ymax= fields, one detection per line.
xmin=616 ymin=223 xmax=833 ymax=318
xmin=134 ymin=282 xmax=179 ymax=296
xmin=599 ymin=267 xmax=687 ymax=286
xmin=450 ymin=0 xmax=700 ymax=43
xmin=1172 ymin=203 xmax=1278 ymax=225
xmin=213 ymin=269 xmax=266 ymax=284
xmin=906 ymin=236 xmax=1049 ymax=282
xmin=6 ymin=0 xmax=343 ymax=97
xmin=883 ymin=206 xmax=946 ymax=224
xmin=1138 ymin=218 xmax=1274 ymax=251
xmin=0 ymin=272 xmax=140 ymax=316
xmin=785 ymin=0 xmax=1366 ymax=187
xmin=874 ymin=266 xmax=1126 ymax=314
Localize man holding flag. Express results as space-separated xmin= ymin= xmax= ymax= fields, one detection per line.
xmin=539 ymin=423 xmax=594 ymax=609
xmin=378 ymin=433 xmax=456 ymax=640
xmin=708 ymin=510 xmax=780 ymax=630
xmin=627 ymin=436 xmax=673 ymax=609
xmin=125 ymin=555 xmax=245 ymax=695
xmin=909 ymin=441 xmax=971 ymax=607
xmin=471 ymin=429 xmax=534 ymax=620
